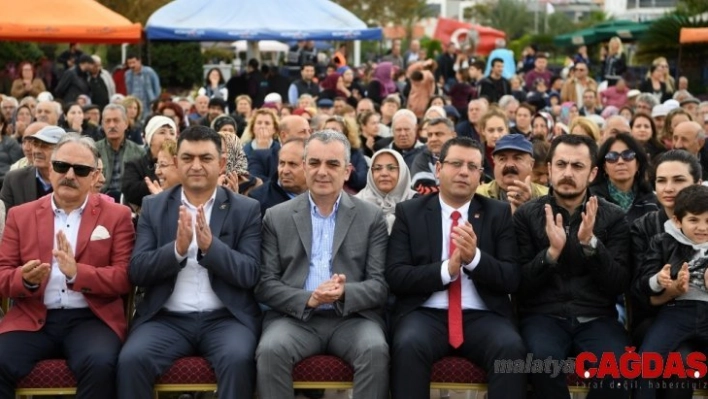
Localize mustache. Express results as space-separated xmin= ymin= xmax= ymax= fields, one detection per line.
xmin=59 ymin=179 xmax=79 ymax=188
xmin=502 ymin=166 xmax=519 ymax=176
xmin=557 ymin=177 xmax=576 ymax=187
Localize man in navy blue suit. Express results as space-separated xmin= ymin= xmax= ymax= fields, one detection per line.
xmin=117 ymin=126 xmax=263 ymax=399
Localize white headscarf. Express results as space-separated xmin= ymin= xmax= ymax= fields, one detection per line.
xmin=356 ymin=149 xmax=417 ymax=233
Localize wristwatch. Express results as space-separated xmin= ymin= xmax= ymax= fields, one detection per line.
xmin=581 ymin=235 xmax=598 ymax=249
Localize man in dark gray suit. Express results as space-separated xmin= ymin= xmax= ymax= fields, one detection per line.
xmin=0 ymin=125 xmax=66 ymax=210
xmin=255 ymin=130 xmax=390 ymax=399
xmin=117 ymin=126 xmax=262 ymax=399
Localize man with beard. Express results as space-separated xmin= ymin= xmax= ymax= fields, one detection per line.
xmin=513 ymin=134 xmax=631 ymax=399
xmin=476 ymin=134 xmax=547 ymax=214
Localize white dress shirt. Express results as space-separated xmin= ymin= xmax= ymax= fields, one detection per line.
xmin=45 ymin=194 xmax=90 ymax=309
xmin=164 ymin=188 xmax=225 ymax=312
xmin=422 ymin=197 xmax=486 ymax=311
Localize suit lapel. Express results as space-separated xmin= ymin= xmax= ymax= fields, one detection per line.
xmin=467 ymin=198 xmax=484 ymax=248
xmin=163 ymin=187 xmax=182 ymax=244
xmin=209 ymin=187 xmax=228 ymax=237
xmin=426 ymin=195 xmax=443 ymax=261
xmin=75 ymin=195 xmax=100 ymax=259
xmin=292 ymin=195 xmax=312 ymax=261
xmin=36 ymin=197 xmax=54 ymax=264
xmin=331 ymin=194 xmax=355 ymax=257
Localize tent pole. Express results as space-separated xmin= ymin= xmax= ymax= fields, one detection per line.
xmin=677 ymin=45 xmax=682 ymax=82
xmin=354 ymin=40 xmax=361 ymax=67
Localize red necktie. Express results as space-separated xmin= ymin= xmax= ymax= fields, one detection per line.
xmin=448 ymin=210 xmax=464 ymax=348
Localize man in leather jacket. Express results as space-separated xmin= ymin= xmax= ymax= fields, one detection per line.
xmin=514 ymin=134 xmax=631 ymax=399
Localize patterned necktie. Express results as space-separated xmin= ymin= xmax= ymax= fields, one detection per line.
xmin=448 ymin=210 xmax=464 ymax=348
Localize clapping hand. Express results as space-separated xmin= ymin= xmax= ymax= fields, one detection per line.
xmin=545 ymin=204 xmax=566 ymax=261
xmin=577 ymin=196 xmax=598 ymax=245
xmin=53 ymin=230 xmax=77 ymax=279
xmin=21 ymin=260 xmax=50 ymax=286
xmin=307 ymin=274 xmax=346 ymax=308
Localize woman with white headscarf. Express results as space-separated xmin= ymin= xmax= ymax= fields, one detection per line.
xmin=356 ymin=149 xmax=417 ymax=233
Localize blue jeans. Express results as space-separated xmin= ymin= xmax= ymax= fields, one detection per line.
xmin=635 ymin=301 xmax=708 ymax=399
xmin=520 ymin=314 xmax=630 ymax=399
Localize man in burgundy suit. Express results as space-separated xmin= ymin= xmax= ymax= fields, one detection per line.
xmin=0 ymin=132 xmax=134 ymax=399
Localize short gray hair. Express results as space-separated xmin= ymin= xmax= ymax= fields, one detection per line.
xmin=1 ymin=97 xmax=18 ymax=107
xmin=391 ymin=109 xmax=417 ymax=128
xmin=304 ymin=130 xmax=351 ymax=164
xmin=427 ymin=117 xmax=455 ymax=131
xmin=51 ymin=133 xmax=99 ymax=167
xmin=103 ymin=103 xmax=128 ymax=122
xmin=636 ymin=93 xmax=658 ymax=108
xmin=499 ymin=95 xmax=519 ymax=110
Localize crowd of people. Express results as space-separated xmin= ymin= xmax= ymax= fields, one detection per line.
xmin=0 ymin=36 xmax=706 ymax=399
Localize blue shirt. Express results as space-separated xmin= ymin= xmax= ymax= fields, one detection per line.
xmin=304 ymin=193 xmax=341 ymax=310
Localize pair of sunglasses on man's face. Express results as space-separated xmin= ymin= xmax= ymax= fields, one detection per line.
xmin=51 ymin=161 xmax=95 ymax=177
xmin=604 ymin=149 xmax=636 ymax=164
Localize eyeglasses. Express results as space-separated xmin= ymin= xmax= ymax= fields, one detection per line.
xmin=442 ymin=160 xmax=480 ymax=172
xmin=371 ymin=165 xmax=399 ymax=172
xmin=605 ymin=149 xmax=636 ymax=164
xmin=51 ymin=160 xmax=95 ymax=177
xmin=154 ymin=163 xmax=175 ymax=170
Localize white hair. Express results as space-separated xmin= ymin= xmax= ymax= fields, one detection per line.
xmin=391 ymin=109 xmax=417 ymax=127
xmin=1 ymin=97 xmax=18 ymax=107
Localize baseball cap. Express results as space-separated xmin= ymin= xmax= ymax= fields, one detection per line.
xmin=627 ymin=89 xmax=641 ymax=99
xmin=493 ymin=134 xmax=533 ymax=155
xmin=663 ymin=99 xmax=680 ymax=111
xmin=31 ymin=126 xmax=67 ymax=145
xmin=317 ymin=98 xmax=334 ymax=108
xmin=651 ymin=104 xmax=668 ymax=118
xmin=264 ymin=93 xmax=282 ymax=104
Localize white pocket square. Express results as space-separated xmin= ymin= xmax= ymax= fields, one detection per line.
xmin=90 ymin=225 xmax=111 ymax=241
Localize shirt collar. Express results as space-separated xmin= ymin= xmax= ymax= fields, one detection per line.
xmin=439 ymin=195 xmax=471 ymax=220
xmin=51 ymin=193 xmax=90 ymax=215
xmin=35 ymin=168 xmax=51 ymax=189
xmin=180 ymin=187 xmax=218 ymax=209
xmin=309 ymin=192 xmax=342 ymax=218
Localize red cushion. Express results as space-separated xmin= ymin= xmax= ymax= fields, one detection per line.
xmin=17 ymin=359 xmax=76 ymax=389
xmin=431 ymin=357 xmax=487 ymax=384
xmin=156 ymin=357 xmax=216 ymax=384
xmin=292 ymin=355 xmax=354 ymax=382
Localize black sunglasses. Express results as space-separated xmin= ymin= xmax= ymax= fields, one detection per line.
xmin=51 ymin=161 xmax=95 ymax=177
xmin=604 ymin=149 xmax=636 ymax=164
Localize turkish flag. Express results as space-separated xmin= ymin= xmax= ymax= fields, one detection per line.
xmin=433 ymin=17 xmax=506 ymax=56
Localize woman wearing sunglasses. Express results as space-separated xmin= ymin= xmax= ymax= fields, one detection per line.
xmin=590 ymin=133 xmax=659 ymax=224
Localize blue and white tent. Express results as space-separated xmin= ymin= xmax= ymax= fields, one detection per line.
xmin=146 ymin=0 xmax=382 ymax=41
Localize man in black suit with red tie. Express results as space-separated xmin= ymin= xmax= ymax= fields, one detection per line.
xmin=386 ymin=136 xmax=527 ymax=399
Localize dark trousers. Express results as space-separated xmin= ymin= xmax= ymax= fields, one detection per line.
xmin=117 ymin=309 xmax=257 ymax=399
xmin=391 ymin=308 xmax=527 ymax=399
xmin=520 ymin=314 xmax=630 ymax=399
xmin=635 ymin=301 xmax=708 ymax=399
xmin=0 ymin=308 xmax=121 ymax=399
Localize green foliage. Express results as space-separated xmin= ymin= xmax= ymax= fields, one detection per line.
xmin=635 ymin=13 xmax=708 ymax=64
xmin=463 ymin=0 xmax=533 ymax=40
xmin=676 ymin=0 xmax=708 ymax=15
xmin=0 ymin=42 xmax=44 ymax=67
xmin=202 ymin=47 xmax=235 ymax=64
xmin=146 ymin=41 xmax=203 ymax=91
xmin=420 ymin=37 xmax=442 ymax=59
